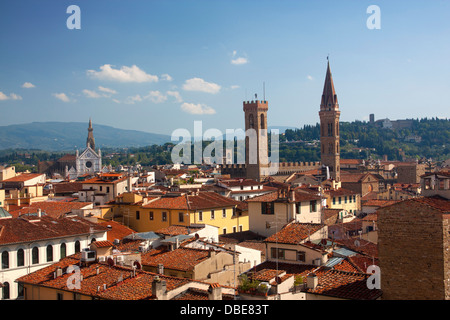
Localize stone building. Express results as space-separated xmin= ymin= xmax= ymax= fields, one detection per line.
xmin=378 ymin=171 xmax=450 ymax=299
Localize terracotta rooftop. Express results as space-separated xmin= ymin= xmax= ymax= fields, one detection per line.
xmin=141 ymin=247 xmax=214 ymax=272
xmin=363 ymin=199 xmax=400 ymax=208
xmin=264 ymin=222 xmax=326 ymax=245
xmin=1 ymin=173 xmax=44 ymax=183
xmin=97 ymin=220 xmax=136 ymax=242
xmin=340 ymin=159 xmax=363 ymax=165
xmin=305 ymin=269 xmax=382 ymax=300
xmin=82 ymin=175 xmax=127 ymax=185
xmin=9 ymin=201 xmax=93 ymax=219
xmin=16 ymin=254 xmax=194 ymax=300
xmin=155 ymin=225 xmax=204 ymax=237
xmin=246 ymin=189 xmax=321 ymax=203
xmin=410 ymin=196 xmax=450 ymax=214
xmin=0 ymin=216 xmax=107 ymax=246
xmin=91 ymin=240 xmax=114 ymax=248
xmin=52 ymin=182 xmax=84 ymax=194
xmin=142 ymin=191 xmax=243 ymax=211
xmin=335 ymin=238 xmax=378 ymax=259
xmin=218 ymin=179 xmax=262 ymax=187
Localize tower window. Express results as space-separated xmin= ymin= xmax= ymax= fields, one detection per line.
xmin=328 ymin=123 xmax=333 ymax=136
xmin=249 ymin=114 xmax=254 ymax=128
xmin=260 ymin=114 xmax=265 ymax=129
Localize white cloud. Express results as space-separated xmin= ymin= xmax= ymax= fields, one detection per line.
xmin=181 ymin=102 xmax=216 ymax=115
xmin=87 ymin=64 xmax=158 ymax=83
xmin=98 ymin=86 xmax=117 ymax=94
xmin=52 ymin=93 xmax=71 ymax=102
xmin=22 ymin=82 xmax=35 ymax=88
xmin=161 ymin=74 xmax=173 ymax=81
xmin=167 ymin=90 xmax=183 ymax=103
xmin=9 ymin=93 xmax=22 ymax=100
xmin=230 ymin=85 xmax=240 ymax=90
xmin=124 ymin=94 xmax=143 ymax=104
xmin=231 ymin=50 xmax=248 ymax=65
xmin=0 ymin=91 xmax=22 ymax=101
xmin=82 ymin=89 xmax=102 ymax=98
xmin=307 ymin=75 xmax=314 ymax=81
xmin=145 ymin=90 xmax=167 ymax=104
xmin=83 ymin=86 xmax=118 ymax=99
xmin=231 ymin=57 xmax=248 ymax=65
xmin=182 ymin=78 xmax=221 ymax=94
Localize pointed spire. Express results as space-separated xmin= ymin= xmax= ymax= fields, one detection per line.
xmin=320 ymin=59 xmax=339 ymax=110
xmin=86 ymin=118 xmax=95 ymax=150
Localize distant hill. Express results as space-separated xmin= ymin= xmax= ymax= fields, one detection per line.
xmin=0 ymin=122 xmax=171 ymax=151
xmin=268 ymin=126 xmax=299 ymax=134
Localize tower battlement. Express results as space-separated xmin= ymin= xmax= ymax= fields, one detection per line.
xmin=243 ymin=100 xmax=268 ymax=111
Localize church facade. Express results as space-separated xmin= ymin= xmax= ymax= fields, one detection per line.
xmin=66 ymin=119 xmax=102 ymax=179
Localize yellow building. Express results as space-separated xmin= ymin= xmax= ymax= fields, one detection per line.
xmin=109 ymin=191 xmax=248 ymax=235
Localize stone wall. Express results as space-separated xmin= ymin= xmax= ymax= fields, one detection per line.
xmin=378 ymin=200 xmax=447 ymax=300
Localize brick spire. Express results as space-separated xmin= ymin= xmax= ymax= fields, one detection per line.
xmin=320 ymin=60 xmax=339 ymax=110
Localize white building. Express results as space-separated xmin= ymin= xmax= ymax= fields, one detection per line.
xmin=0 ymin=213 xmax=107 ymax=300
xmin=246 ymin=188 xmax=323 ymax=238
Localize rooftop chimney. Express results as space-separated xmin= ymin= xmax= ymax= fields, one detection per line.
xmin=152 ymin=276 xmax=167 ymax=300
xmin=208 ymin=283 xmax=222 ymax=300
xmin=306 ymin=273 xmax=318 ymax=290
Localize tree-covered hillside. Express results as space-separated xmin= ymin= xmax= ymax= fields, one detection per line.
xmin=281 ymin=117 xmax=450 ymax=162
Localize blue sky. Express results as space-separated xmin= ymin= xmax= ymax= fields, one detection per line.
xmin=0 ymin=0 xmax=449 ymax=136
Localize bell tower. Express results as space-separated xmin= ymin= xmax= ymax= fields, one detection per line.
xmin=243 ymin=97 xmax=269 ymax=181
xmin=319 ymin=60 xmax=341 ymax=182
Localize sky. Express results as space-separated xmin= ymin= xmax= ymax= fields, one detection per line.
xmin=0 ymin=0 xmax=450 ymax=137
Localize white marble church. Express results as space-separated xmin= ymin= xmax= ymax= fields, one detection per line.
xmin=66 ymin=119 xmax=102 ymax=179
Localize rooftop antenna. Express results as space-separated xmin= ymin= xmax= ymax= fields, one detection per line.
xmin=263 ymin=82 xmax=265 ymax=101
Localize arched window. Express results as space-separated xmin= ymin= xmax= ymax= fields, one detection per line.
xmin=32 ymin=247 xmax=39 ymax=264
xmin=75 ymin=241 xmax=81 ymax=253
xmin=328 ymin=143 xmax=334 ymax=154
xmin=17 ymin=249 xmax=24 ymax=267
xmin=328 ymin=123 xmax=333 ymax=136
xmin=60 ymin=243 xmax=66 ymax=259
xmin=260 ymin=114 xmax=265 ymax=129
xmin=1 ymin=251 xmax=9 ymax=269
xmin=2 ymin=282 xmax=10 ymax=300
xmin=46 ymin=245 xmax=53 ymax=262
xmin=249 ymin=114 xmax=254 ymax=129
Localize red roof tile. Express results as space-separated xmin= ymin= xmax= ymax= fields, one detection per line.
xmin=0 ymin=216 xmax=107 ymax=245
xmin=305 ymin=269 xmax=382 ymax=300
xmin=141 ymin=247 xmax=213 ymax=271
xmin=9 ymin=201 xmax=92 ymax=218
xmin=264 ymin=222 xmax=325 ymax=245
